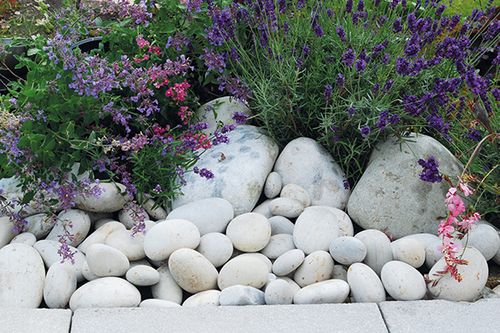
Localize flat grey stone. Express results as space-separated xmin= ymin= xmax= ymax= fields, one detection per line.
xmin=72 ymin=304 xmax=387 ymax=333
xmin=379 ymin=299 xmax=500 ymax=333
xmin=0 ymin=309 xmax=71 ymax=333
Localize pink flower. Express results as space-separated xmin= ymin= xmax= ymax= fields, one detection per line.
xmin=445 ymin=187 xmax=466 ymax=217
xmin=459 ymin=181 xmax=474 ymax=197
xmin=458 ymin=212 xmax=480 ymax=231
xmin=438 ymin=219 xmax=455 ymax=236
xmin=136 ymin=35 xmax=150 ymax=49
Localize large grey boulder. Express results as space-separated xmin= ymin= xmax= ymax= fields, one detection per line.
xmin=274 ymin=138 xmax=350 ymax=209
xmin=172 ymin=125 xmax=279 ymax=215
xmin=347 ymin=133 xmax=462 ymax=239
xmin=195 ymin=96 xmax=251 ymax=135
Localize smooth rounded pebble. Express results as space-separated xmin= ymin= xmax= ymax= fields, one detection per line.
xmin=151 ymin=265 xmax=183 ymax=304
xmin=332 ymin=265 xmax=347 ymax=281
xmin=44 ymin=262 xmax=77 ymax=308
xmin=0 ymin=244 xmax=45 ymax=308
xmin=86 ymin=243 xmax=130 ymax=277
xmin=196 ymin=232 xmax=233 ymax=267
xmin=82 ymin=259 xmax=99 ymax=281
xmin=218 ymin=255 xmax=269 ymax=290
xmin=467 ymin=223 xmax=500 ymax=261
xmin=0 ymin=217 xmax=16 ymax=248
xmin=323 ymin=207 xmax=354 ymax=237
xmin=25 ymin=213 xmax=55 ymax=239
xmin=10 ymin=232 xmax=36 ymax=246
xmin=75 ymin=182 xmax=129 ymax=213
xmin=238 ymin=253 xmax=273 ymax=272
xmin=294 ymin=279 xmax=350 ymax=304
xmin=278 ymin=277 xmax=301 ymax=295
xmin=219 ymin=285 xmax=265 ymax=306
xmin=125 ymin=265 xmax=160 ymax=286
xmin=280 ymin=183 xmax=311 ymax=208
xmin=183 ymin=290 xmax=221 ymax=307
xmin=264 ymin=172 xmax=282 ymax=199
xmin=34 ymin=240 xmax=85 ymax=282
xmin=381 ymin=261 xmax=426 ymax=301
xmin=168 ymin=248 xmax=218 ymax=293
xmin=141 ymin=199 xmax=168 ymax=221
xmin=105 ymin=229 xmax=146 ymax=261
xmin=144 ymin=219 xmax=200 ymax=261
xmin=226 ymin=213 xmax=271 ymax=252
xmin=69 ymin=277 xmax=141 ymax=310
xmin=272 ymin=249 xmax=305 ymax=276
xmin=261 ymin=234 xmax=295 ymax=259
xmin=269 ymin=216 xmax=295 ymax=235
xmin=294 ymin=251 xmax=334 ymax=287
xmin=347 ymin=263 xmax=386 ymax=303
xmin=293 ymin=206 xmax=341 ymax=254
xmin=355 ymin=229 xmax=393 ymax=275
xmin=46 ymin=209 xmax=91 ymax=247
xmin=390 ymin=238 xmax=425 ymax=268
xmin=78 ymin=221 xmax=125 ymax=254
xmin=329 ymin=236 xmax=366 ymax=265
xmin=425 ymin=239 xmax=444 ymax=268
xmin=269 ymin=198 xmax=305 ymax=219
xmin=252 ymin=199 xmax=273 ymax=218
xmin=265 ymin=279 xmax=294 ymax=305
xmin=427 ymin=247 xmax=488 ymax=302
xmin=167 ymin=198 xmax=234 ymax=235
xmin=139 ymin=299 xmax=181 ymax=308
xmin=118 ymin=206 xmax=150 ymax=229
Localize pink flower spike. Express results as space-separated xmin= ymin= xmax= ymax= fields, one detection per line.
xmin=459 ymin=181 xmax=474 ymax=197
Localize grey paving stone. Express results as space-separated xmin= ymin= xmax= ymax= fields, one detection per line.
xmin=379 ymin=299 xmax=500 ymax=333
xmin=71 ymin=303 xmax=388 ymax=333
xmin=0 ymin=308 xmax=71 ymax=333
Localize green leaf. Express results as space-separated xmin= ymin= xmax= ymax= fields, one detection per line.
xmin=26 ymin=48 xmax=41 ymax=56
xmin=20 ymin=191 xmax=35 ymax=205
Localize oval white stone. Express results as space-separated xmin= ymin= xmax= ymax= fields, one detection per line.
xmin=329 ymin=236 xmax=366 ymax=266
xmin=390 ymin=238 xmax=425 ymax=268
xmin=46 ymin=209 xmax=90 ymax=247
xmin=10 ymin=232 xmax=36 ymax=246
xmin=381 ymin=261 xmax=426 ymax=301
xmin=105 ymin=229 xmax=145 ymax=261
xmin=347 ymin=263 xmax=386 ymax=303
xmin=355 ymin=229 xmax=393 ymax=275
xmin=75 ymin=182 xmax=129 ymax=213
xmin=280 ymin=183 xmax=311 ymax=208
xmin=293 ymin=206 xmax=340 ymax=254
xmin=139 ymin=299 xmax=181 ymax=308
xmin=294 ymin=251 xmax=334 ymax=287
xmin=34 ymin=240 xmax=85 ymax=282
xmin=126 ymin=265 xmax=160 ymax=286
xmin=0 ymin=244 xmax=45 ymax=308
xmin=265 ymin=279 xmax=294 ymax=305
xmin=467 ymin=224 xmax=500 ymax=261
xmin=144 ymin=219 xmax=200 ymax=261
xmin=196 ymin=232 xmax=233 ymax=267
xmin=0 ymin=216 xmax=15 ymax=248
xmin=69 ymin=277 xmax=141 ymax=310
xmin=151 ymin=265 xmax=183 ymax=304
xmin=86 ymin=244 xmax=130 ymax=277
xmin=252 ymin=199 xmax=274 ymax=218
xmin=142 ymin=199 xmax=168 ymax=221
xmin=78 ymin=221 xmax=125 ymax=254
xmin=269 ymin=198 xmax=305 ymax=219
xmin=219 ymin=285 xmax=265 ymax=306
xmin=332 ymin=265 xmax=348 ymax=281
xmin=238 ymin=253 xmax=273 ymax=272
xmin=294 ymin=279 xmax=350 ymax=304
xmin=183 ymin=290 xmax=221 ymax=307
xmin=168 ymin=248 xmax=218 ymax=293
xmin=269 ymin=216 xmax=294 ymax=235
xmin=264 ymin=172 xmax=282 ymax=199
xmin=218 ymin=255 xmax=269 ymax=290
xmin=44 ymin=262 xmax=77 ymax=308
xmin=118 ymin=206 xmax=150 ymax=229
xmin=272 ymin=249 xmax=305 ymax=276
xmin=226 ymin=213 xmax=271 ymax=252
xmin=25 ymin=213 xmax=54 ymax=239
xmin=261 ymin=234 xmax=295 ymax=259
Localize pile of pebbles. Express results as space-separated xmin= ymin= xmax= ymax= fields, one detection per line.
xmin=1 ymin=177 xmax=499 ymax=310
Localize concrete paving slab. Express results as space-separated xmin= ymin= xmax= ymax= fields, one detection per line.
xmin=0 ymin=308 xmax=71 ymax=333
xmin=71 ymin=303 xmax=388 ymax=333
xmin=379 ymin=299 xmax=500 ymax=333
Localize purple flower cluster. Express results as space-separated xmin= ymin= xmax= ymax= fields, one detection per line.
xmin=193 ymin=166 xmax=214 ymax=180
xmin=417 ymin=156 xmax=442 ymax=183
xmin=202 ymin=48 xmax=227 ymax=73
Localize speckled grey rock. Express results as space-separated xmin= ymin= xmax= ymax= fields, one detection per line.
xmin=183 ymin=290 xmax=221 ymax=307
xmin=226 ymin=213 xmax=271 ymax=252
xmin=293 ymin=206 xmax=341 ymax=254
xmin=347 ymin=263 xmax=386 ymax=303
xmin=34 ymin=240 xmax=86 ymax=282
xmin=86 ymin=244 xmax=130 ymax=277
xmin=43 ymin=262 xmax=77 ymax=308
xmin=280 ymin=184 xmax=311 ymax=208
xmin=265 ymin=279 xmax=294 ymax=305
xmin=269 ymin=216 xmax=295 ymax=235
xmin=294 ymin=279 xmax=350 ymax=304
xmin=293 ymin=251 xmax=334 ymax=287
xmin=274 ymin=137 xmax=350 ymax=209
xmin=167 ymin=198 xmax=234 ymax=235
xmin=269 ymin=198 xmax=304 ymax=219
xmin=10 ymin=232 xmax=36 ymax=246
xmin=75 ymin=182 xmax=129 ymax=213
xmin=428 ymin=247 xmax=488 ymax=302
xmin=219 ymin=285 xmax=265 ymax=306
xmin=0 ymin=244 xmax=45 ymax=308
xmin=272 ymin=249 xmax=305 ymax=277
xmin=69 ymin=277 xmax=140 ymax=310
xmin=125 ymin=265 xmax=160 ymax=286
xmin=168 ymin=248 xmax=218 ymax=293
xmin=196 ymin=96 xmax=251 ymax=135
xmin=196 ymin=232 xmax=233 ymax=267
xmin=151 ymin=265 xmax=183 ymax=304
xmin=381 ymin=261 xmax=426 ymax=301
xmin=264 ymin=172 xmax=282 ymax=199
xmin=329 ymin=236 xmax=367 ymax=266
xmin=260 ymin=234 xmax=295 ymax=259
xmin=347 ymin=133 xmax=462 ymax=238
xmin=218 ymin=255 xmax=269 ymax=290
xmin=355 ymin=229 xmax=393 ymax=275
xmin=172 ymin=125 xmax=279 ymax=215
